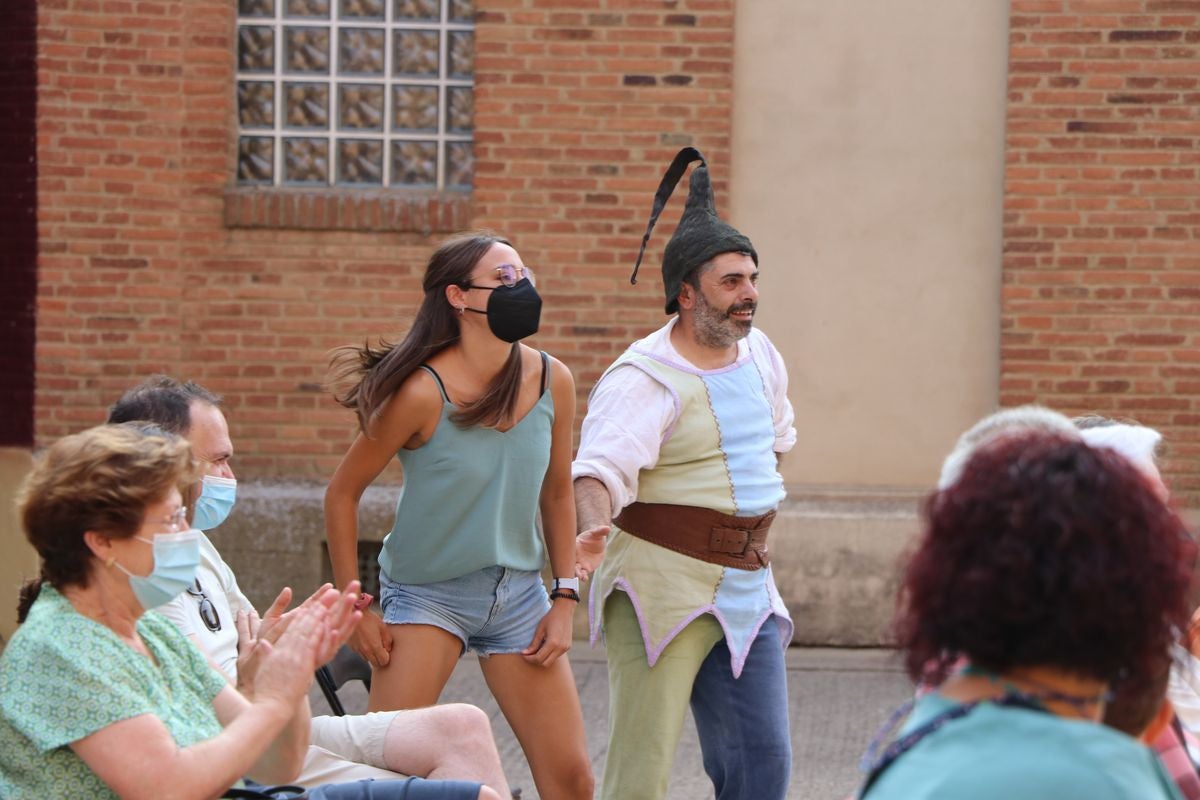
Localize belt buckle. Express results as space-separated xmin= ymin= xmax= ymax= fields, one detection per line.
xmin=709 ymin=526 xmax=750 ymax=555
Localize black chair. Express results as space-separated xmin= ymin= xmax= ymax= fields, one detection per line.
xmin=315 ymin=645 xmax=372 ymax=717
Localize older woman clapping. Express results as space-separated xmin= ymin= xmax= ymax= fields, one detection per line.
xmin=0 ymin=424 xmax=362 ymax=799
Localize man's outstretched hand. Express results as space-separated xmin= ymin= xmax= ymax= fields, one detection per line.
xmin=575 ymin=524 xmax=610 ymax=581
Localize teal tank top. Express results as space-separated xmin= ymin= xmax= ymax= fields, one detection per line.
xmin=378 ymin=352 xmax=554 ymax=584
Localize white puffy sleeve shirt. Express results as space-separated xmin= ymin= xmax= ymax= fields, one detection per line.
xmin=572 ymin=318 xmax=796 ymax=518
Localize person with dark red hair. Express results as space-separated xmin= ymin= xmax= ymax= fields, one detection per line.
xmin=860 ymin=432 xmax=1196 ymax=799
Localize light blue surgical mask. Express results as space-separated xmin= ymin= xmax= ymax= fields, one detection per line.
xmin=193 ymin=475 xmax=237 ymax=530
xmin=113 ymin=529 xmax=203 ymax=611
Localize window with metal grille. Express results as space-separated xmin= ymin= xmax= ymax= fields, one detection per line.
xmin=235 ymin=0 xmax=474 ymax=190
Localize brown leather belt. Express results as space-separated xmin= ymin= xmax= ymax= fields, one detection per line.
xmin=613 ymin=501 xmax=775 ymax=570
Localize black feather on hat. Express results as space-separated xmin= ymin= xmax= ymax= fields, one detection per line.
xmin=630 ymin=146 xmax=758 ymax=314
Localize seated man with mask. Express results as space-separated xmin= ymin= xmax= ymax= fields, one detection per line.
xmin=107 ymin=376 xmax=511 ymax=796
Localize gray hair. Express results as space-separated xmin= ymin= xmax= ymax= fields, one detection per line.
xmin=937 ymin=405 xmax=1080 ymax=490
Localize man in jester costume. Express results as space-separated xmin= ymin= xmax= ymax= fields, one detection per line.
xmin=572 ymin=147 xmax=796 ymax=800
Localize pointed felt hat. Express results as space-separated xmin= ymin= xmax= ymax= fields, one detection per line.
xmin=630 ymin=147 xmax=758 ymax=314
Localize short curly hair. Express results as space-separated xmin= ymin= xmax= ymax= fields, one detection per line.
xmin=897 ymin=431 xmax=1195 ymax=688
xmin=17 ymin=424 xmax=199 ymax=621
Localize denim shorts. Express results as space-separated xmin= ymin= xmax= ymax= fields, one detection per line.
xmin=378 ymin=565 xmax=551 ymax=657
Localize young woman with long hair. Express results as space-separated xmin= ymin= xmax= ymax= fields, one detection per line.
xmin=324 ymin=232 xmax=593 ymax=800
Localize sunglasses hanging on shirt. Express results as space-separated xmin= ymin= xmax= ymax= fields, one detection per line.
xmin=185 ymin=579 xmax=222 ymax=632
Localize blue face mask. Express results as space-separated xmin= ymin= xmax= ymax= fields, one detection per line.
xmin=113 ymin=529 xmax=203 ymax=611
xmin=193 ymin=475 xmax=237 ymax=530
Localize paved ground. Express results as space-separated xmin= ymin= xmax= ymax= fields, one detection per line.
xmin=311 ymin=645 xmax=912 ymax=800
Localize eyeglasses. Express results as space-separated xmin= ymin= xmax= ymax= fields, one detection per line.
xmin=185 ymin=579 xmax=222 ymax=632
xmin=153 ymin=506 xmax=188 ymax=534
xmin=495 ymin=264 xmax=531 ymax=287
xmin=463 ymin=263 xmax=532 ymax=291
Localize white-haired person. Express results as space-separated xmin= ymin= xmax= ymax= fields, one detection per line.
xmin=936 ymin=404 xmax=1081 ymax=490
xmin=860 ymin=431 xmax=1194 ymax=799
xmin=914 ymin=408 xmax=1200 ymax=798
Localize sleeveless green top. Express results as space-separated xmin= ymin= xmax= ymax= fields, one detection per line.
xmin=378 ymin=353 xmax=554 ymax=584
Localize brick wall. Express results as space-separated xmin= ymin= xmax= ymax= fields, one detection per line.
xmin=35 ymin=0 xmax=736 ymax=479
xmin=470 ymin=1 xmax=737 ymax=395
xmin=40 ymin=0 xmax=1196 ymax=502
xmin=37 ymin=0 xmax=188 ymax=432
xmin=1001 ymin=0 xmax=1200 ymax=505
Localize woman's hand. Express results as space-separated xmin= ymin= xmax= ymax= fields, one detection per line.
xmin=256 ymin=582 xmax=336 ymax=645
xmin=248 ymin=602 xmax=331 ymax=711
xmin=235 ymin=588 xmax=293 ymax=695
xmin=522 ymin=599 xmax=575 ymax=667
xmin=349 ymin=608 xmax=394 ymax=668
xmin=575 ymin=524 xmax=610 ymax=581
xmin=236 ymin=582 xmax=351 ymax=694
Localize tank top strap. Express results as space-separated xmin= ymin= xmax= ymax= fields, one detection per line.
xmin=419 ymin=364 xmax=451 ymax=403
xmin=539 ymin=350 xmax=550 ymax=397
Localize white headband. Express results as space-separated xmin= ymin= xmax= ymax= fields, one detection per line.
xmin=1079 ymin=424 xmax=1161 ymax=471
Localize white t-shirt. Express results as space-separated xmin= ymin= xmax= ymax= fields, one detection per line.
xmin=158 ymin=531 xmax=253 ymax=680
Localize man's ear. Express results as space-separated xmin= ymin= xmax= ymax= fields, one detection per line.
xmin=676 ymin=282 xmax=696 ymax=311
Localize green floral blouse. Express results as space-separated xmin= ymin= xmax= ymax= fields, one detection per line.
xmin=0 ymin=584 xmax=228 ymax=798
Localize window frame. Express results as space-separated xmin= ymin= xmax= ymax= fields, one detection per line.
xmin=232 ymin=0 xmax=475 ymax=196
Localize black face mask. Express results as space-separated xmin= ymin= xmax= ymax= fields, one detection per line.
xmin=464 ymin=278 xmax=542 ymax=343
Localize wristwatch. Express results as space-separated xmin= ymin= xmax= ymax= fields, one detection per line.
xmin=552 ymin=577 xmax=580 ymax=593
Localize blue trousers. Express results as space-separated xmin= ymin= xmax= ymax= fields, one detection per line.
xmin=691 ymin=619 xmax=792 ymax=800
xmin=233 ymin=777 xmax=482 ymax=800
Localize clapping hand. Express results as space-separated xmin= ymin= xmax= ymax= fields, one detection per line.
xmin=248 ymin=601 xmax=332 ymax=709
xmin=238 ymin=582 xmax=362 ymax=698
xmin=253 ymin=582 xmax=337 ymax=646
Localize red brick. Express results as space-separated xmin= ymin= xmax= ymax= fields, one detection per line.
xmin=1003 ymin=0 xmax=1200 ymax=503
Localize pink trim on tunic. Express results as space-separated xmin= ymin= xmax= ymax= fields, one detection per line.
xmin=589 ymin=579 xmax=786 ymax=679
